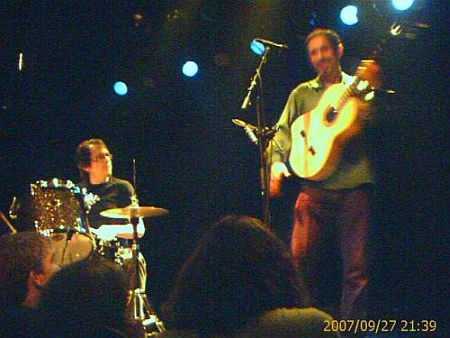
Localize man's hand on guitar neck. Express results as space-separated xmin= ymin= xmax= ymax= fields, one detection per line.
xmin=357 ymin=59 xmax=383 ymax=90
xmin=270 ymin=162 xmax=291 ymax=198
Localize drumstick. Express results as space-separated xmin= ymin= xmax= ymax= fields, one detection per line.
xmin=0 ymin=210 xmax=17 ymax=234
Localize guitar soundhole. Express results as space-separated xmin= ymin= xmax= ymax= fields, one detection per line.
xmin=325 ymin=107 xmax=338 ymax=123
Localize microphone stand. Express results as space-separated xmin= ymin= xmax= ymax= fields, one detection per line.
xmin=241 ymin=46 xmax=276 ymax=228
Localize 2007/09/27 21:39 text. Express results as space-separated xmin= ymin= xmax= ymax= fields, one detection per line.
xmin=323 ymin=319 xmax=437 ymax=334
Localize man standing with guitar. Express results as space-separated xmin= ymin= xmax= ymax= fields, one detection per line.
xmin=269 ymin=28 xmax=381 ymax=321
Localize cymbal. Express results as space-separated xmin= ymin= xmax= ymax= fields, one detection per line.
xmin=100 ymin=206 xmax=169 ymax=219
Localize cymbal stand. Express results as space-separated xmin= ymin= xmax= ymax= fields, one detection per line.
xmin=128 ymin=216 xmax=165 ymax=335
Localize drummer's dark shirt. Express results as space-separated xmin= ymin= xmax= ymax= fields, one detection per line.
xmin=79 ymin=176 xmax=136 ymax=229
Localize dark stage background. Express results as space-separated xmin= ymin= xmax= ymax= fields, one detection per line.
xmin=1 ymin=0 xmax=446 ymax=327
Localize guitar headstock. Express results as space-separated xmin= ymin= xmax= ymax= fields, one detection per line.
xmin=390 ymin=23 xmax=403 ymax=37
xmin=354 ymin=22 xmax=405 ymax=89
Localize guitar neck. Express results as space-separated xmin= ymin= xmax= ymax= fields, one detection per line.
xmin=336 ymin=76 xmax=363 ymax=110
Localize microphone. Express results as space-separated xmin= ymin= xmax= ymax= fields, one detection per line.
xmin=233 ymin=119 xmax=282 ymax=148
xmin=232 ymin=118 xmax=258 ymax=131
xmin=254 ymin=38 xmax=288 ymax=51
xmin=232 ymin=119 xmax=258 ymax=144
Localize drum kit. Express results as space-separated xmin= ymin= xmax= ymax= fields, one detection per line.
xmin=8 ymin=178 xmax=168 ymax=335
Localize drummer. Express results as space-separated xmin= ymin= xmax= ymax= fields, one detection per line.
xmin=76 ymin=138 xmax=147 ymax=290
xmin=76 ymin=138 xmax=145 ymax=239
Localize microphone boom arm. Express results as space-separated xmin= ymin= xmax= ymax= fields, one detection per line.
xmin=241 ymin=47 xmax=271 ymax=110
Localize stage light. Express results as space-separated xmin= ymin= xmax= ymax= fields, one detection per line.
xmin=392 ymin=0 xmax=414 ymax=11
xmin=182 ymin=61 xmax=199 ymax=77
xmin=113 ymin=81 xmax=128 ymax=96
xmin=250 ymin=40 xmax=265 ymax=55
xmin=340 ymin=5 xmax=358 ymax=26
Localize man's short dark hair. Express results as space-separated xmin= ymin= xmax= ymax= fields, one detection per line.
xmin=305 ymin=28 xmax=342 ymax=52
xmin=0 ymin=231 xmax=51 ymax=306
xmin=76 ymin=138 xmax=108 ymax=180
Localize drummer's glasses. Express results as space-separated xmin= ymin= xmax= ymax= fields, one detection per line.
xmin=91 ymin=152 xmax=113 ymax=162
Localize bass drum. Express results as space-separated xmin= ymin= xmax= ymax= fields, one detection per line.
xmin=51 ymin=231 xmax=95 ymax=266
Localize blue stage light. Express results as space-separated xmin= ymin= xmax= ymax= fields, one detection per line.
xmin=113 ymin=81 xmax=128 ymax=96
xmin=340 ymin=5 xmax=358 ymax=26
xmin=250 ymin=40 xmax=265 ymax=55
xmin=392 ymin=0 xmax=414 ymax=11
xmin=182 ymin=61 xmax=199 ymax=77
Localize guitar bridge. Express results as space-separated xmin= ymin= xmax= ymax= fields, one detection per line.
xmin=300 ymin=130 xmax=315 ymax=155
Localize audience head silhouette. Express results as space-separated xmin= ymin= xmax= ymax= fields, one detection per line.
xmin=162 ymin=215 xmax=305 ymax=336
xmin=0 ymin=231 xmax=58 ymax=308
xmin=40 ymin=257 xmax=129 ymax=337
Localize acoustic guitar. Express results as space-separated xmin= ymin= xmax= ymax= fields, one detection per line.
xmin=288 ymin=76 xmax=367 ymax=181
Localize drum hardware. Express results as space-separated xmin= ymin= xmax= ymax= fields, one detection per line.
xmin=100 ymin=205 xmax=168 ymax=335
xmin=79 ymin=188 xmax=100 ymax=215
xmin=9 ymin=196 xmax=19 ymax=220
xmin=95 ymin=237 xmax=129 ymax=266
xmin=0 ymin=210 xmax=17 ymax=234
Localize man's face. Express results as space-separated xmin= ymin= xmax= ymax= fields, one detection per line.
xmin=307 ymin=35 xmax=342 ymax=77
xmin=33 ymin=248 xmax=60 ymax=289
xmin=84 ymin=145 xmax=113 ymax=182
